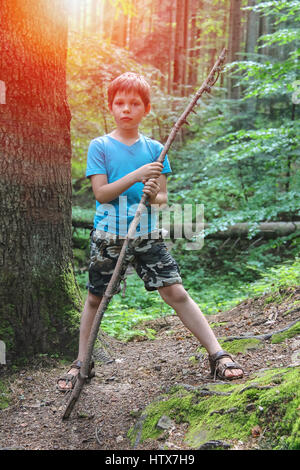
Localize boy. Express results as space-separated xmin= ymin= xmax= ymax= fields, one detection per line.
xmin=57 ymin=72 xmax=243 ymax=391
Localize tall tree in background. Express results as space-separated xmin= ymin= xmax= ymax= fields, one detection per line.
xmin=90 ymin=0 xmax=100 ymax=34
xmin=244 ymin=0 xmax=259 ymax=117
xmin=0 ymin=0 xmax=81 ymax=359
xmin=188 ymin=0 xmax=202 ymax=90
xmin=228 ymin=0 xmax=242 ymax=100
xmin=173 ymin=0 xmax=186 ymax=95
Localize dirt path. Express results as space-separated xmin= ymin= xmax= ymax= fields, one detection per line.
xmin=0 ymin=287 xmax=299 ymax=451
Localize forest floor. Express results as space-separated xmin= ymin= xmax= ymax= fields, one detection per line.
xmin=0 ymin=286 xmax=299 ymax=452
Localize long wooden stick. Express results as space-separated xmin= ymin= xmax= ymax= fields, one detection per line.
xmin=62 ymin=48 xmax=227 ymax=420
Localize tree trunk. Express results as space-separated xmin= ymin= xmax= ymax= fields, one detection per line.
xmin=90 ymin=0 xmax=99 ymax=34
xmin=173 ymin=0 xmax=185 ymax=95
xmin=99 ymin=0 xmax=105 ymax=39
xmin=76 ymin=0 xmax=82 ymax=31
xmin=228 ymin=0 xmax=242 ymax=100
xmin=182 ymin=0 xmax=190 ymax=96
xmin=0 ymin=0 xmax=81 ymax=360
xmin=188 ymin=0 xmax=202 ymax=89
xmin=244 ymin=0 xmax=259 ymax=118
xmin=168 ymin=0 xmax=175 ymax=94
xmin=82 ymin=0 xmax=88 ymax=33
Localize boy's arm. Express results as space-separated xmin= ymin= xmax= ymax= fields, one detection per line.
xmin=90 ymin=173 xmax=136 ymax=204
xmin=90 ymin=162 xmax=163 ymax=204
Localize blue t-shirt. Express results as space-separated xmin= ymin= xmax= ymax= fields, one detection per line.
xmin=86 ymin=133 xmax=172 ymax=236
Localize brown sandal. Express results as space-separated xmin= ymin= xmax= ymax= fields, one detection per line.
xmin=56 ymin=358 xmax=95 ymax=392
xmin=208 ymin=350 xmax=244 ymax=381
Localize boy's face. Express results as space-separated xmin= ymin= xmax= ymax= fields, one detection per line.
xmin=109 ymin=90 xmax=150 ymax=131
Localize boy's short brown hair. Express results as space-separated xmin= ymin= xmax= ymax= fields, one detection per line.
xmin=108 ymin=72 xmax=151 ymax=108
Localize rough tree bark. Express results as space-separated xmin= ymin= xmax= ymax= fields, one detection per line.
xmin=0 ymin=0 xmax=81 ymax=359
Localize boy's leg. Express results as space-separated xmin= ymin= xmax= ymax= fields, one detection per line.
xmin=158 ymin=284 xmax=243 ymax=379
xmin=57 ymin=231 xmax=126 ymax=390
xmin=78 ymin=291 xmax=102 ymax=362
xmin=57 ymin=291 xmax=102 ymax=390
xmin=132 ymin=236 xmax=243 ymax=379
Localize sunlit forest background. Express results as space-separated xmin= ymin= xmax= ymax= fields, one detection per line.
xmin=67 ymin=0 xmax=300 ymax=340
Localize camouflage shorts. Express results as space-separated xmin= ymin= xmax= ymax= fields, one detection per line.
xmin=87 ymin=229 xmax=182 ymax=297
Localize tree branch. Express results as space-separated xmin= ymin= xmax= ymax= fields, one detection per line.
xmin=221 ymin=318 xmax=300 ymax=343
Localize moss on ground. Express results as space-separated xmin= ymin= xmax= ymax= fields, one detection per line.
xmin=271 ymin=321 xmax=300 ymax=344
xmin=220 ymin=338 xmax=263 ymax=354
xmin=128 ymin=367 xmax=300 ymax=450
xmin=197 ymin=337 xmax=263 ymax=356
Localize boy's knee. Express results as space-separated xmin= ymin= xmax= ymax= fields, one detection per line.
xmin=159 ymin=284 xmax=189 ymax=306
xmin=86 ymin=291 xmax=102 ymax=310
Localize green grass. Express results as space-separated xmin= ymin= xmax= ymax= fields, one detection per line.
xmin=183 ymin=256 xmax=300 ymax=316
